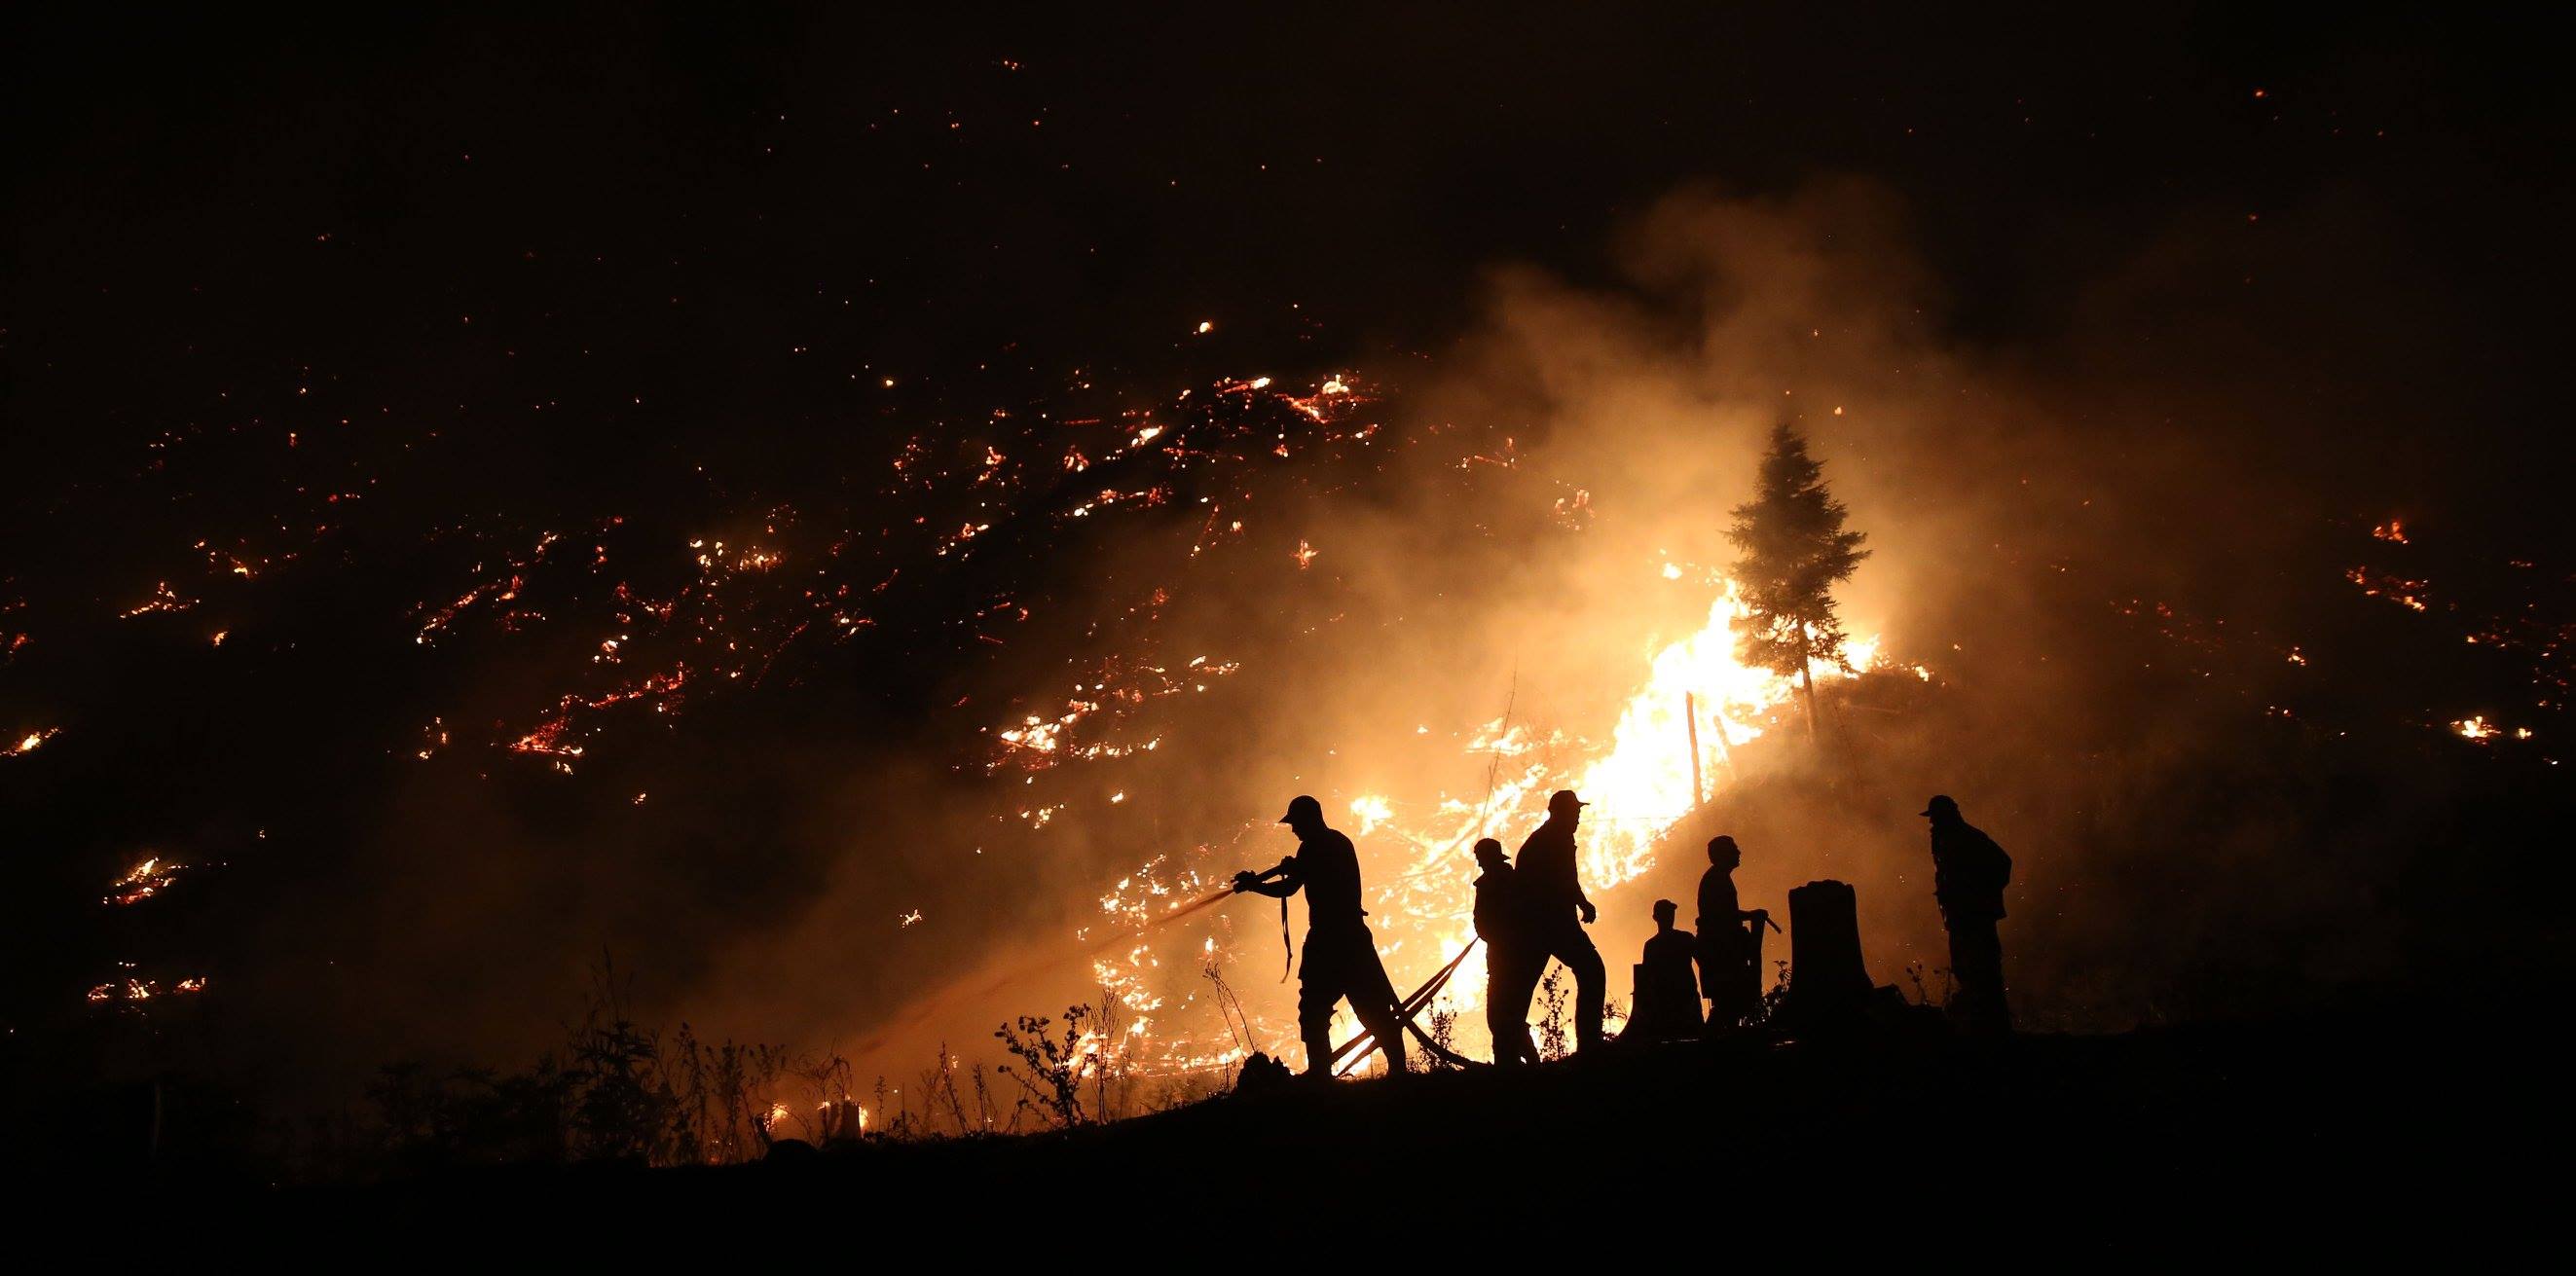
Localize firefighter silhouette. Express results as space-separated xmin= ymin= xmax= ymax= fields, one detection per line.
xmin=1234 ymin=795 xmax=1410 ymax=1075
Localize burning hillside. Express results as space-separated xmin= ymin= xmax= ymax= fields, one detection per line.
xmin=7 ymin=9 xmax=2573 ymax=1188
xmin=10 ymin=181 xmax=2571 ymax=1119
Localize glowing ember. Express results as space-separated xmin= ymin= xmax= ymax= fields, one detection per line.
xmin=5 ymin=728 xmax=59 ymax=757
xmin=119 ymin=582 xmax=197 ymax=618
xmin=107 ymin=857 xmax=185 ymax=906
xmin=988 ymin=659 xmax=1233 ymax=773
xmin=2347 ymin=566 xmax=2430 ymax=612
xmin=2451 ymin=715 xmax=2531 ymax=744
xmin=87 ymin=971 xmax=209 ymax=1005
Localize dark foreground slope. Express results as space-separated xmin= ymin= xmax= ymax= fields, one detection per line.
xmin=279 ymin=1010 xmax=2542 ymax=1255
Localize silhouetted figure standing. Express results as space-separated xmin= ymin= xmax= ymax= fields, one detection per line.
xmin=1924 ymin=794 xmax=2013 ymax=1036
xmin=1513 ymin=789 xmax=1607 ymax=1052
xmin=1471 ymin=838 xmax=1541 ymax=1067
xmin=1235 ymin=795 xmax=1409 ymax=1076
xmin=1695 ymin=835 xmax=1771 ymax=1030
xmin=1626 ymin=899 xmax=1704 ymax=1042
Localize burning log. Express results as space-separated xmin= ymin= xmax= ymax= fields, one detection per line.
xmin=818 ymin=1100 xmax=867 ymax=1144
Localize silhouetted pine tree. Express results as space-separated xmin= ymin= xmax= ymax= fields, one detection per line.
xmin=1728 ymin=421 xmax=1869 ymax=739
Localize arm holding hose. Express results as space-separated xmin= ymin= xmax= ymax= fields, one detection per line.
xmin=1233 ymin=857 xmax=1301 ymax=898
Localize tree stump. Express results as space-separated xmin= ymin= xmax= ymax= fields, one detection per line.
xmin=1783 ymin=879 xmax=1872 ymax=1032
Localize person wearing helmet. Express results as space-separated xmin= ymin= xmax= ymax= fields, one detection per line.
xmin=1923 ymin=794 xmax=2013 ymax=1036
xmin=1233 ymin=794 xmax=1409 ymax=1077
xmin=1509 ymin=789 xmax=1608 ymax=1052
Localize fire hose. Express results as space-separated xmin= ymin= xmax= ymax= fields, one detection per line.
xmin=1093 ymin=883 xmax=1237 ymax=952
xmin=1236 ymin=857 xmax=1298 ymax=982
xmin=1231 ymin=868 xmax=1487 ymax=1072
xmin=1328 ymin=937 xmax=1485 ymax=1075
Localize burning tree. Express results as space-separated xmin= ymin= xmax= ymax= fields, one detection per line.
xmin=1727 ymin=421 xmax=1870 ymax=739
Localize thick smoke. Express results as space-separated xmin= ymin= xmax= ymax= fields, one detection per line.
xmin=682 ymin=175 xmax=2554 ymax=1083
xmin=19 ymin=172 xmax=2552 ymax=1109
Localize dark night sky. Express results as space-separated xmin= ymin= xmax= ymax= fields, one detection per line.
xmin=11 ymin=7 xmax=2571 ymax=527
xmin=5 ymin=5 xmax=2571 ymax=1091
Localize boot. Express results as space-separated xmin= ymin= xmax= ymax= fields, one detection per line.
xmin=1301 ymin=1029 xmax=1335 ymax=1080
